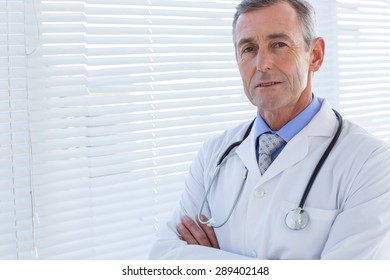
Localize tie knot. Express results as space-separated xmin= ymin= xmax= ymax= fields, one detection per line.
xmin=258 ymin=133 xmax=285 ymax=156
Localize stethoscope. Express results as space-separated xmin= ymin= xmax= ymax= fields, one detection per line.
xmin=198 ymin=110 xmax=343 ymax=230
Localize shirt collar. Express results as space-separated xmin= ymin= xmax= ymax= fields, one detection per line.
xmin=254 ymin=94 xmax=322 ymax=143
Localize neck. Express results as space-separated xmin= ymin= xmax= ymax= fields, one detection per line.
xmin=259 ymin=93 xmax=312 ymax=131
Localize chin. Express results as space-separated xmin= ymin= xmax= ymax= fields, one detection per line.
xmin=252 ymin=95 xmax=281 ymax=110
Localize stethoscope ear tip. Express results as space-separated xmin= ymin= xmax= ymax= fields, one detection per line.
xmin=206 ymin=217 xmax=216 ymax=227
xmin=197 ymin=213 xmax=217 ymax=227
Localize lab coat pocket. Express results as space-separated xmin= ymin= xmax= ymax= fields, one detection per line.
xmin=269 ymin=201 xmax=340 ymax=259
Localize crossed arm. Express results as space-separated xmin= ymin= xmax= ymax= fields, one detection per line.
xmin=176 ymin=215 xmax=220 ymax=249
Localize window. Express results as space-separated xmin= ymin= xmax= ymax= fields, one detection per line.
xmin=1 ymin=0 xmax=34 ymax=259
xmin=336 ymin=0 xmax=390 ymax=141
xmin=1 ymin=0 xmax=389 ymax=259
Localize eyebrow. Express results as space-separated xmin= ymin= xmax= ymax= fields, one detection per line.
xmin=267 ymin=33 xmax=293 ymax=42
xmin=236 ymin=37 xmax=256 ymax=49
xmin=236 ymin=33 xmax=293 ymax=48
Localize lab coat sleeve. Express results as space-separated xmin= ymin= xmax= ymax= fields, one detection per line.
xmin=148 ymin=134 xmax=254 ymax=260
xmin=321 ymin=144 xmax=390 ymax=259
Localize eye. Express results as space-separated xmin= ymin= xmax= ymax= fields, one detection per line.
xmin=273 ymin=42 xmax=288 ymax=48
xmin=242 ymin=46 xmax=254 ymax=53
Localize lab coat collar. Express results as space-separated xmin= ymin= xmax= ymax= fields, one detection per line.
xmin=235 ymin=99 xmax=338 ymax=182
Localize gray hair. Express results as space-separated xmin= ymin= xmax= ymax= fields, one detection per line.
xmin=232 ymin=0 xmax=317 ymax=49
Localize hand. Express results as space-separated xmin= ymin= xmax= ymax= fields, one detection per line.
xmin=176 ymin=215 xmax=220 ymax=249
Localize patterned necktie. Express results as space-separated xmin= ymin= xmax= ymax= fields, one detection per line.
xmin=258 ymin=133 xmax=285 ymax=175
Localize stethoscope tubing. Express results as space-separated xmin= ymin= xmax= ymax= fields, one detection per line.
xmin=297 ymin=109 xmax=343 ymax=208
xmin=198 ymin=120 xmax=255 ymax=228
xmin=216 ymin=119 xmax=255 ymax=166
xmin=198 ymin=153 xmax=249 ymax=228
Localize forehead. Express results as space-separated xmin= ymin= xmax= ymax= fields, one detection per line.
xmin=234 ymin=2 xmax=303 ymax=44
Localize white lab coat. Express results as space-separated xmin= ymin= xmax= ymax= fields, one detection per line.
xmin=149 ymin=100 xmax=390 ymax=259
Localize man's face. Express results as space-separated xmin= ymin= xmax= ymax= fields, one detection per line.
xmin=234 ymin=2 xmax=320 ymax=119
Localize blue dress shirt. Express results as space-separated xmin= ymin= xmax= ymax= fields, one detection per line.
xmin=254 ymin=95 xmax=322 ymax=161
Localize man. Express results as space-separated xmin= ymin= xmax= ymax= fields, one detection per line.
xmin=148 ymin=0 xmax=390 ymax=259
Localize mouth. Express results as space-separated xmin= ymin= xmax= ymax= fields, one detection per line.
xmin=256 ymin=81 xmax=282 ymax=88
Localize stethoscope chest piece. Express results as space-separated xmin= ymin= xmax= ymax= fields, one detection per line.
xmin=285 ymin=208 xmax=309 ymax=230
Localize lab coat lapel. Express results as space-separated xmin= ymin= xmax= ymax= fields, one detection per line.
xmin=263 ymin=134 xmax=309 ymax=180
xmin=235 ymin=122 xmax=261 ymax=177
xmin=265 ymin=100 xmax=338 ymax=180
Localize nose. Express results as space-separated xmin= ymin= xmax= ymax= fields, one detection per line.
xmin=256 ymin=49 xmax=272 ymax=72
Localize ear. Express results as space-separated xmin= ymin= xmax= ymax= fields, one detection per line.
xmin=309 ymin=37 xmax=325 ymax=72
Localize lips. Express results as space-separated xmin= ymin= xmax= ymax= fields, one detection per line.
xmin=257 ymin=81 xmax=282 ymax=88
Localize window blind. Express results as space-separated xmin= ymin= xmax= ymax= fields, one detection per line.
xmin=1 ymin=0 xmax=389 ymax=260
xmin=336 ymin=0 xmax=390 ymax=142
xmin=26 ymin=0 xmax=254 ymax=259
xmin=0 ymin=0 xmax=34 ymax=259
